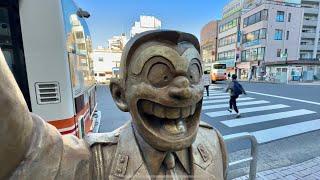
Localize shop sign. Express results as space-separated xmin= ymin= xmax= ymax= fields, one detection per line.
xmin=237 ymin=62 xmax=251 ymax=69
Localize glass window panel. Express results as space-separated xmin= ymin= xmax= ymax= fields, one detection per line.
xmin=256 ymin=12 xmax=261 ymax=22
xmin=0 ymin=8 xmax=12 ymax=46
xmin=262 ymin=9 xmax=268 ymax=20
xmin=2 ymin=49 xmax=14 ymax=70
xmin=276 ymin=11 xmax=285 ymax=22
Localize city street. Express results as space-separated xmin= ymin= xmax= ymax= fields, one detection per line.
xmin=96 ymin=82 xmax=320 ymax=177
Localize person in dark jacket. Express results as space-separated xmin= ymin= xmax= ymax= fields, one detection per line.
xmin=226 ymin=74 xmax=246 ymax=118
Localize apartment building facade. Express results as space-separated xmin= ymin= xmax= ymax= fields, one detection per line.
xmin=200 ymin=20 xmax=219 ymax=69
xmin=130 ymin=16 xmax=161 ymax=37
xmin=217 ymin=0 xmax=245 ymax=74
xmin=300 ymin=0 xmax=320 ymax=59
xmin=238 ymin=1 xmax=304 ymax=81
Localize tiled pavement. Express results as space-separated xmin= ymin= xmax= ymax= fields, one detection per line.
xmin=234 ymin=157 xmax=320 ymax=180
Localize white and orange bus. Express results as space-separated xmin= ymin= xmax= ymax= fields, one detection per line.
xmin=211 ymin=63 xmax=227 ymax=83
xmin=0 ymin=0 xmax=100 ymax=137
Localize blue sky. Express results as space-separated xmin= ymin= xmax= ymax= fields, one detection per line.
xmin=75 ymin=0 xmax=229 ymax=48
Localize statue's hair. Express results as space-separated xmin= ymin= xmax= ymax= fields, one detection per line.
xmin=118 ymin=30 xmax=200 ymax=85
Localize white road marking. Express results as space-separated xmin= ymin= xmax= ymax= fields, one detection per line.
xmin=203 ymin=92 xmax=228 ymax=96
xmin=222 ymin=109 xmax=316 ymax=127
xmin=203 ymin=97 xmax=254 ymax=104
xmin=206 ymin=104 xmax=290 ymax=118
xmin=247 ymin=91 xmax=320 ymax=106
xmin=202 ymin=100 xmax=270 ymax=110
xmin=251 ymin=119 xmax=320 ymax=143
xmin=203 ymin=95 xmax=230 ymax=100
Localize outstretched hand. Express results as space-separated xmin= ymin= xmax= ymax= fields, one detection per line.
xmin=0 ymin=50 xmax=34 ymax=179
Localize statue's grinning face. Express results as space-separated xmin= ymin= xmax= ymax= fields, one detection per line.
xmin=125 ymin=42 xmax=204 ymax=151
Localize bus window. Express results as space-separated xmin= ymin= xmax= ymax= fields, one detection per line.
xmin=213 ymin=64 xmax=227 ymax=69
xmin=0 ymin=8 xmax=13 ymax=69
xmin=0 ymin=4 xmax=31 ymax=110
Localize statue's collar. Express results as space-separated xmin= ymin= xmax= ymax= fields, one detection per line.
xmin=132 ymin=124 xmax=191 ymax=175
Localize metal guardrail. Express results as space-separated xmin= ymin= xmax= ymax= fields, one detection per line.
xmin=223 ymin=132 xmax=258 ymax=180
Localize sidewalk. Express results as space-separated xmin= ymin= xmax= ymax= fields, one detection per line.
xmin=238 ymin=80 xmax=320 ymax=86
xmin=234 ymin=156 xmax=320 ymax=180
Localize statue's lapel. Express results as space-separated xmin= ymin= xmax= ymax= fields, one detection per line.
xmin=109 ymin=123 xmax=149 ymax=179
xmin=191 ymin=129 xmax=216 ymax=179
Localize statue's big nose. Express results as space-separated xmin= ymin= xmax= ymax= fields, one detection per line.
xmin=168 ymin=76 xmax=192 ymax=100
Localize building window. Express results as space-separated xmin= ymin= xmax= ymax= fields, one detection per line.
xmin=243 ymin=9 xmax=268 ymax=27
xmin=274 ymin=29 xmax=283 ymax=40
xmin=218 ymin=50 xmax=235 ymax=61
xmin=241 ymin=47 xmax=265 ymax=61
xmin=276 ymin=11 xmax=285 ymax=22
xmin=98 ymin=57 xmax=104 ymax=62
xmin=75 ymin=31 xmax=84 ymax=39
xmin=219 ymin=18 xmax=238 ymax=33
xmin=242 ymin=28 xmax=267 ymax=44
xmin=286 ymin=31 xmax=289 ymax=40
xmin=78 ymin=43 xmax=86 ymax=50
xmin=288 ymin=13 xmax=291 ymax=22
xmin=218 ymin=33 xmax=237 ymax=47
xmin=277 ymin=49 xmax=282 ymax=57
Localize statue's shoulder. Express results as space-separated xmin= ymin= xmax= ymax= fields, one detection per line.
xmin=199 ymin=121 xmax=213 ymax=130
xmin=198 ymin=121 xmax=224 ymax=143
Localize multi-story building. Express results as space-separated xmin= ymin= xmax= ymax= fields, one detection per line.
xmin=108 ymin=33 xmax=127 ymax=51
xmin=130 ymin=16 xmax=161 ymax=37
xmin=200 ymin=20 xmax=219 ymax=69
xmin=92 ymin=47 xmax=122 ymax=84
xmin=238 ymin=0 xmax=304 ymax=81
xmin=217 ymin=0 xmax=244 ymax=74
xmin=298 ymin=0 xmax=320 ymax=81
xmin=300 ymin=0 xmax=320 ymax=60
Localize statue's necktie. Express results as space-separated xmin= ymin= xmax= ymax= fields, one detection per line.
xmin=164 ymin=152 xmax=179 ymax=180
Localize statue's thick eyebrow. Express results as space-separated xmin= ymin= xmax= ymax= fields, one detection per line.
xmin=131 ymin=45 xmax=190 ymax=75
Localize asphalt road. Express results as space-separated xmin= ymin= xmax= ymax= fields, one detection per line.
xmin=96 ymin=82 xmax=320 ymax=177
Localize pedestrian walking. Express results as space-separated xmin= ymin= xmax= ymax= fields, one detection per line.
xmin=227 ymin=72 xmax=231 ymax=80
xmin=203 ymin=71 xmax=211 ymax=96
xmin=226 ymin=74 xmax=246 ymax=118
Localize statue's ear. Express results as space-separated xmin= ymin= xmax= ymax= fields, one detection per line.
xmin=109 ymin=79 xmax=128 ymax=112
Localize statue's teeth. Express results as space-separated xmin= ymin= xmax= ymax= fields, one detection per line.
xmin=153 ymin=104 xmax=165 ymax=118
xmin=141 ymin=101 xmax=153 ymax=115
xmin=176 ymin=119 xmax=186 ymax=133
xmin=165 ymin=107 xmax=180 ymax=119
xmin=181 ymin=106 xmax=190 ymax=118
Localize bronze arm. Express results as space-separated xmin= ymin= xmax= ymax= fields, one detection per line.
xmin=0 ymin=50 xmax=34 ymax=179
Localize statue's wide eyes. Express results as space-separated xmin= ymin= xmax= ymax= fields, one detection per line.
xmin=188 ymin=63 xmax=201 ymax=84
xmin=148 ymin=63 xmax=173 ymax=87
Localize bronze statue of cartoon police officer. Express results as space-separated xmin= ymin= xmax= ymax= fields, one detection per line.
xmin=0 ymin=30 xmax=227 ymax=179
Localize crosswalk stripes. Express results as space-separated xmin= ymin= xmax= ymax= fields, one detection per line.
xmin=222 ymin=109 xmax=316 ymax=127
xmin=202 ymin=100 xmax=270 ymax=110
xmin=202 ymin=88 xmax=319 ymax=144
xmin=251 ymin=119 xmax=320 ymax=143
xmin=203 ymin=95 xmax=230 ymax=100
xmin=203 ymin=97 xmax=254 ymax=104
xmin=205 ymin=104 xmax=290 ymax=118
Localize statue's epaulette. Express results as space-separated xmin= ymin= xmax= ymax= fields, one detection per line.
xmin=85 ymin=127 xmax=121 ymax=146
xmin=199 ymin=121 xmax=213 ymax=129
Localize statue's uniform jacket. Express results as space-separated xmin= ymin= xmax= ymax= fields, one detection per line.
xmin=10 ymin=114 xmax=227 ymax=180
